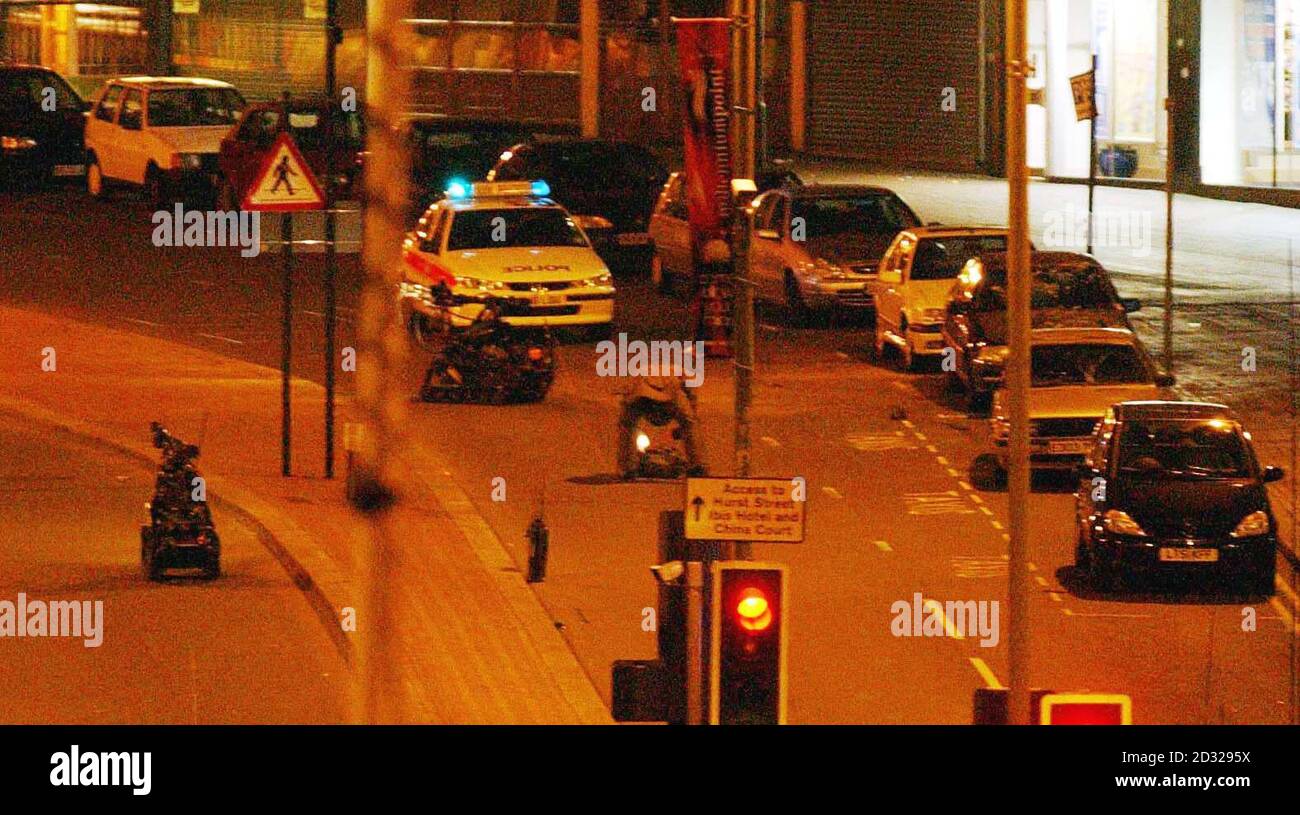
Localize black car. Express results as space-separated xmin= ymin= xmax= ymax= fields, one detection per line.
xmin=1074 ymin=401 xmax=1283 ymax=595
xmin=406 ymin=117 xmax=578 ymax=217
xmin=942 ymin=251 xmax=1140 ymax=408
xmin=488 ymin=138 xmax=669 ymax=273
xmin=0 ymin=64 xmax=87 ymax=187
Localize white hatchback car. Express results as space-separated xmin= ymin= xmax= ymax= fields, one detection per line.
xmin=84 ymin=77 xmax=245 ymax=205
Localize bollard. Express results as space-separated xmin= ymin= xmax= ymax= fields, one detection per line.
xmin=526 ymin=515 xmax=549 ymax=583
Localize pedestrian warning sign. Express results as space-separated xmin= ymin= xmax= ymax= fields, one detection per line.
xmin=684 ymin=477 xmax=805 ymax=543
xmin=242 ymin=131 xmax=325 ymax=212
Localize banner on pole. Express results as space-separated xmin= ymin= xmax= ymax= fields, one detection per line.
xmin=673 ymin=18 xmax=734 ymax=250
xmin=1070 ymin=70 xmax=1097 ymax=122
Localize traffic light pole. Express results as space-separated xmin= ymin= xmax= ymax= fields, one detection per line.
xmin=685 ymin=560 xmax=706 ymax=724
xmin=1005 ymin=0 xmax=1034 ymax=726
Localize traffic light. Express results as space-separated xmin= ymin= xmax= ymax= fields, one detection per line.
xmin=1040 ymin=693 xmax=1132 ymax=725
xmin=710 ymin=561 xmax=788 ymax=724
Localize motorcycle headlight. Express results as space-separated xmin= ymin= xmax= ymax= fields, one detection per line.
xmin=636 ymin=432 xmax=651 ymax=452
xmin=1103 ymin=509 xmax=1148 ymax=537
xmin=1230 ymin=510 xmax=1271 ymax=538
xmin=1 ymin=136 xmax=38 ymax=150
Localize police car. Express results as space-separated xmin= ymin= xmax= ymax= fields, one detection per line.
xmin=399 ymin=179 xmax=615 ymax=343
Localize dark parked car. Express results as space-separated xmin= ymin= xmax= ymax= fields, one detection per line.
xmin=488 ymin=138 xmax=669 ymax=273
xmin=0 ymin=64 xmax=87 ymax=187
xmin=1074 ymin=401 xmax=1283 ymax=595
xmin=943 ymin=251 xmax=1140 ymax=408
xmin=405 ymin=116 xmax=578 ymax=217
xmin=217 ymin=95 xmax=364 ymax=209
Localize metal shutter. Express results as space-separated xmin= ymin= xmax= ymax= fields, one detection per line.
xmin=808 ymin=0 xmax=981 ymax=172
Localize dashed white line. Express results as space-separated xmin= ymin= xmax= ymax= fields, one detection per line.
xmin=196 ymin=332 xmax=244 ymax=345
xmin=760 ymin=436 xmax=781 ymax=448
xmin=957 ymin=481 xmax=973 ymax=492
xmin=119 ymin=317 xmax=161 ymax=327
xmin=936 ymin=456 xmax=950 ymax=466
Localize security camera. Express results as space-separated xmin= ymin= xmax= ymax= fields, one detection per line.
xmin=649 ymin=560 xmax=685 ymax=585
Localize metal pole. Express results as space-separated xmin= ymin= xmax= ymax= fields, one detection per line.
xmin=323 ymin=0 xmax=338 ymax=479
xmin=733 ymin=201 xmax=755 ymax=561
xmin=281 ymin=197 xmax=293 ymax=478
xmin=1086 ymin=54 xmax=1097 ymax=255
xmin=355 ymin=0 xmax=413 ymax=724
xmin=753 ymin=0 xmax=766 ymax=173
xmin=1163 ymin=97 xmax=1174 ymax=377
xmin=1005 ymin=0 xmax=1033 ymax=726
xmin=685 ymin=559 xmax=705 ymax=724
xmin=1289 ymin=237 xmax=1297 ymax=725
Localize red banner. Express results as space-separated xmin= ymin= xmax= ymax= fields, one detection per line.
xmin=673 ymin=18 xmax=734 ymax=251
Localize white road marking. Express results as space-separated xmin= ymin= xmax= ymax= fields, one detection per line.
xmin=900 ymin=419 xmax=915 ymax=428
xmin=957 ymin=481 xmax=973 ymax=491
xmin=846 ymin=431 xmax=916 ymax=452
xmin=951 ymin=556 xmax=1008 ymax=578
xmin=991 ymin=520 xmax=1004 ymax=530
xmin=119 ymin=317 xmax=161 ymax=327
xmin=1268 ymin=597 xmax=1299 ymax=634
xmin=760 ymin=435 xmax=781 ymax=448
xmin=1064 ymin=610 xmax=1152 ymax=619
xmin=978 ymin=506 xmax=993 ymax=516
xmin=968 ymin=494 xmax=984 ymax=505
xmin=926 ymin=444 xmax=938 ymax=453
xmin=822 ymin=486 xmax=843 ymax=499
xmin=936 ymin=456 xmax=950 ymax=466
xmin=947 ymin=468 xmax=961 ymax=478
xmin=196 ymin=332 xmax=244 ymax=345
xmin=913 ymin=431 xmax=927 ymax=441
xmin=1033 ymin=575 xmax=1048 ymax=587
xmin=874 ymin=539 xmax=892 ymax=552
xmin=905 ymin=491 xmax=976 ymax=515
xmin=970 ymin=657 xmax=1003 ymax=689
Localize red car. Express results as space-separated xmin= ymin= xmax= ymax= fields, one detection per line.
xmin=216 ymin=95 xmax=364 ymax=209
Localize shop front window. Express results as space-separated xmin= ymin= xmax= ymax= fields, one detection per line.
xmin=1202 ymin=0 xmax=1300 ymax=188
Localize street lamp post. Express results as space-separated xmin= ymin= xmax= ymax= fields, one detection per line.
xmin=1005 ymin=0 xmax=1034 ymax=726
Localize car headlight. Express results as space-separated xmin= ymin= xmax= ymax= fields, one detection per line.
xmin=1230 ymin=510 xmax=1271 ymax=538
xmin=1 ymin=136 xmax=37 ymax=150
xmin=1102 ymin=509 xmax=1148 ymax=537
xmin=583 ymin=272 xmax=613 ymax=287
xmin=572 ymin=214 xmax=613 ymax=231
xmin=454 ymin=276 xmax=505 ymax=292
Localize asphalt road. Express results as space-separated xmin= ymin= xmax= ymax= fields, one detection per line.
xmin=0 ymin=412 xmax=349 ymax=723
xmin=3 ymin=183 xmax=1297 ymax=724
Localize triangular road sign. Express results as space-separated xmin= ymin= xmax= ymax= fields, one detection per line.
xmin=242 ymin=131 xmax=325 ymax=211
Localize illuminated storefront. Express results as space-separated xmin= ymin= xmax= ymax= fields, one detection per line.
xmin=1201 ymin=0 xmax=1300 ymax=188
xmin=1026 ymin=0 xmax=1168 ymax=182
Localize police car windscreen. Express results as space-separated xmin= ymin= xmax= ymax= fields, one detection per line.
xmin=448 ymin=208 xmax=589 ymax=250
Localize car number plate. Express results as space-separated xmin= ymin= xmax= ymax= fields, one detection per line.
xmin=617 ymin=232 xmax=653 ymax=246
xmin=1158 ymin=548 xmax=1218 ymax=563
xmin=53 ymin=164 xmax=85 ymax=176
xmin=537 ymin=292 xmax=563 ymax=306
xmin=1047 ymin=440 xmax=1091 ymax=455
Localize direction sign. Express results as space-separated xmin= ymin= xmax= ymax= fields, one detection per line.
xmin=242 ymin=131 xmax=325 ymax=212
xmin=684 ymin=477 xmax=805 ymax=543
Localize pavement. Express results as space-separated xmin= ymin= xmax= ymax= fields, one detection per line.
xmin=0 ymin=304 xmax=610 ymax=724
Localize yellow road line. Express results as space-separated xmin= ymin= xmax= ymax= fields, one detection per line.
xmin=969 ymin=657 xmax=1003 ymax=689
xmin=923 ymin=599 xmax=964 ymax=640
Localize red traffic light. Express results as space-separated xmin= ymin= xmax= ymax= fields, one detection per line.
xmin=1040 ymin=693 xmax=1131 ymax=725
xmin=735 ymin=587 xmax=772 ymax=631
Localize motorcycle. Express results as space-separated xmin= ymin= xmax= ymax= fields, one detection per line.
xmin=140 ymin=422 xmax=220 ymax=581
xmin=622 ymin=394 xmax=701 ymax=481
xmin=418 ymin=289 xmax=557 ymax=404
